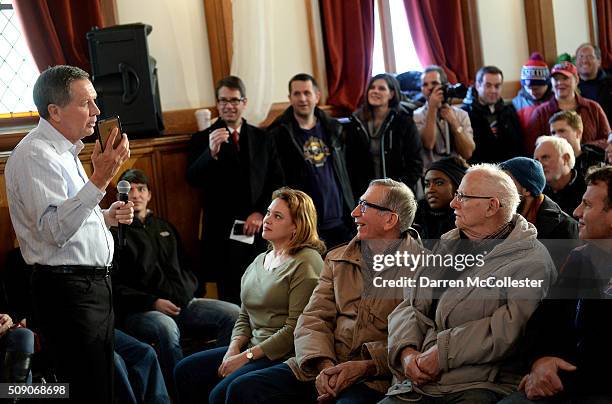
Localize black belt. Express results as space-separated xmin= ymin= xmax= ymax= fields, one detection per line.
xmin=33 ymin=264 xmax=111 ymax=277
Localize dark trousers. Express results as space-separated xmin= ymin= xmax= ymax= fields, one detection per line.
xmin=379 ymin=388 xmax=502 ymax=404
xmin=174 ymin=346 xmax=282 ymax=404
xmin=114 ymin=329 xmax=169 ymax=404
xmin=31 ymin=270 xmax=114 ymax=404
xmin=227 ymin=362 xmax=384 ymax=404
xmin=499 ymin=392 xmax=612 ymax=404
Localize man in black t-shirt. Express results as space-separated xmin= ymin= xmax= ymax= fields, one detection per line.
xmin=267 ymin=73 xmax=355 ymax=249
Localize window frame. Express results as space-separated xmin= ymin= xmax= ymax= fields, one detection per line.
xmin=0 ymin=0 xmax=117 ymax=130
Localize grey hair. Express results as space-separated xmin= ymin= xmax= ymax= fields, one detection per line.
xmin=33 ymin=65 xmax=90 ymax=119
xmin=422 ymin=65 xmax=448 ymax=85
xmin=535 ymin=136 xmax=576 ymax=169
xmin=369 ymin=178 xmax=417 ymax=233
xmin=466 ymin=164 xmax=520 ymax=222
xmin=576 ymin=43 xmax=601 ymax=60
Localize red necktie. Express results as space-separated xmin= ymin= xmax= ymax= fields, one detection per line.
xmin=232 ymin=129 xmax=240 ymax=151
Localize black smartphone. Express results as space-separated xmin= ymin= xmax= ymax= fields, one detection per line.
xmin=96 ymin=116 xmax=122 ymax=151
xmin=233 ymin=222 xmax=244 ymax=235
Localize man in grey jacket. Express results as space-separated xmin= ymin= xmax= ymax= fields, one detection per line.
xmin=382 ymin=164 xmax=556 ymax=403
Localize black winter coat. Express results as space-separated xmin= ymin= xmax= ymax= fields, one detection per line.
xmin=112 ymin=214 xmax=198 ymax=320
xmin=462 ymin=87 xmax=525 ymax=163
xmin=344 ymin=107 xmax=423 ymax=198
xmin=186 ymin=118 xmax=283 ymax=241
xmin=267 ymin=106 xmax=354 ymax=212
xmin=536 ymin=195 xmax=579 ymax=239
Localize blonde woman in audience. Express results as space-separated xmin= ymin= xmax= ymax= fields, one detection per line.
xmin=174 ymin=188 xmax=325 ymax=404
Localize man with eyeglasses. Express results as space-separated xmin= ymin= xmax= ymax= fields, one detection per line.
xmin=226 ymin=178 xmax=422 ymax=404
xmin=575 ymin=43 xmax=612 ymax=125
xmin=383 ymin=164 xmax=555 ymax=404
xmin=186 ymin=75 xmax=283 ymax=303
xmin=267 ymin=73 xmax=355 ymax=249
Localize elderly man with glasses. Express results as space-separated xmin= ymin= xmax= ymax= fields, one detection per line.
xmin=225 ymin=178 xmax=422 ymax=404
xmin=382 ymin=164 xmax=556 ymax=404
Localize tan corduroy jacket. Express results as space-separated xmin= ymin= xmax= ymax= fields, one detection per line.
xmin=286 ymin=232 xmax=423 ymax=393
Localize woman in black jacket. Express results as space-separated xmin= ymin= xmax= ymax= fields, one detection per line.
xmin=345 ymin=73 xmax=423 ymax=199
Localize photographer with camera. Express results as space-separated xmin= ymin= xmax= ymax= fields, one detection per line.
xmin=413 ymin=65 xmax=475 ymax=173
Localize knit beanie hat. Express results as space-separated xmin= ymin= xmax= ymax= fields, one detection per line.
xmin=521 ymin=53 xmax=550 ymax=86
xmin=427 ymin=157 xmax=467 ymax=188
xmin=499 ymin=157 xmax=546 ymax=197
xmin=556 ymin=53 xmax=574 ymax=64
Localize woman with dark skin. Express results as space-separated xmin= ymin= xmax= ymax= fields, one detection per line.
xmin=413 ymin=156 xmax=469 ymax=242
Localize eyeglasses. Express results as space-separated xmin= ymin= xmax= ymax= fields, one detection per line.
xmin=217 ymin=98 xmax=244 ymax=106
xmin=357 ymin=199 xmax=394 ymax=214
xmin=576 ymin=54 xmax=596 ymax=61
xmin=454 ymin=191 xmax=502 ymax=207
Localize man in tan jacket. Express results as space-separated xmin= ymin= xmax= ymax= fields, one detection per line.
xmin=226 ymin=178 xmax=422 ymax=404
xmin=382 ymin=164 xmax=556 ymax=404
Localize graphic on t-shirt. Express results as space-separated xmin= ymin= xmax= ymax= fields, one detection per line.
xmin=302 ymin=136 xmax=330 ymax=167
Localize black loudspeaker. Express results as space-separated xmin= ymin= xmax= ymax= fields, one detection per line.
xmin=87 ymin=23 xmax=164 ymax=137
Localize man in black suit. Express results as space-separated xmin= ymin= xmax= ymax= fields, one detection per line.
xmin=186 ymin=76 xmax=282 ymax=303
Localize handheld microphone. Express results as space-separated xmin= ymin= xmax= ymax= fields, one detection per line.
xmin=117 ymin=180 xmax=131 ymax=248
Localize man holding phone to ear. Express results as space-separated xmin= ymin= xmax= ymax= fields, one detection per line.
xmin=186 ymin=76 xmax=282 ymax=304
xmin=6 ymin=65 xmax=133 ymax=404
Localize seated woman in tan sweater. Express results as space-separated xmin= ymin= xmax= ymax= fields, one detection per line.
xmin=174 ymin=187 xmax=325 ymax=404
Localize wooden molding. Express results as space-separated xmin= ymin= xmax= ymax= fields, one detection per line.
xmin=524 ymin=0 xmax=557 ymax=66
xmin=586 ymin=0 xmax=597 ymax=45
xmin=304 ymin=0 xmax=328 ymax=104
xmin=203 ymin=0 xmax=233 ymax=86
xmin=99 ymin=0 xmax=118 ymax=27
xmin=502 ymin=80 xmax=521 ymax=101
xmin=0 ymin=103 xmax=351 ymax=152
xmin=461 ymin=0 xmax=484 ymax=82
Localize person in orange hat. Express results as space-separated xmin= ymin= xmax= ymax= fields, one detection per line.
xmin=527 ymin=61 xmax=610 ymax=153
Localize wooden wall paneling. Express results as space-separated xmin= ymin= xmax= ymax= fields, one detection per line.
xmin=461 ymin=0 xmax=484 ymax=82
xmin=524 ymin=0 xmax=557 ymax=66
xmin=0 ymin=135 xmax=201 ymax=275
xmin=156 ymin=148 xmax=203 ymax=267
xmin=203 ymin=0 xmax=233 ymax=86
xmin=304 ymin=0 xmax=328 ymax=103
xmin=586 ymin=0 xmax=597 ymax=45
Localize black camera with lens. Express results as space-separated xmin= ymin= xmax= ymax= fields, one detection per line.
xmin=441 ymin=83 xmax=468 ymax=104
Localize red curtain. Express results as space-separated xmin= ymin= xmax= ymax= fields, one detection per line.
xmin=403 ymin=0 xmax=469 ymax=84
xmin=13 ymin=0 xmax=104 ymax=73
xmin=319 ymin=0 xmax=374 ymax=111
xmin=597 ymin=0 xmax=612 ymax=69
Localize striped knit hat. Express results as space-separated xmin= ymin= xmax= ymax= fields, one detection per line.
xmin=521 ymin=53 xmax=550 ymax=86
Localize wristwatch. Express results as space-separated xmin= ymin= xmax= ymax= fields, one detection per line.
xmin=245 ymin=348 xmax=254 ymax=362
xmin=455 ymin=126 xmax=464 ymax=135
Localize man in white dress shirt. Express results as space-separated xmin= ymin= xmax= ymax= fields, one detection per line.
xmin=5 ymin=65 xmax=133 ymax=403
